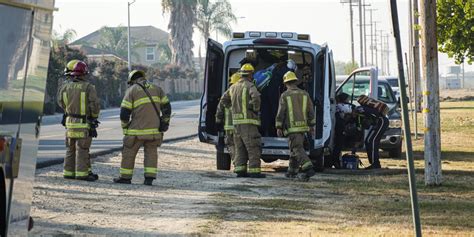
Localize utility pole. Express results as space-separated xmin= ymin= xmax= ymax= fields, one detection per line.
xmin=374 ymin=23 xmax=379 ymax=69
xmin=368 ymin=9 xmax=377 ymax=65
xmin=341 ymin=0 xmax=356 ymax=65
xmin=420 ymin=0 xmax=442 ymax=186
xmin=127 ymin=0 xmax=136 ymax=72
xmin=385 ymin=34 xmax=390 ymax=75
xmin=358 ymin=0 xmax=364 ymax=66
xmin=409 ymin=0 xmax=419 ymax=139
xmin=412 ymin=0 xmax=422 ymax=112
xmin=379 ymin=30 xmax=385 ymax=75
xmin=363 ymin=0 xmax=367 ymax=66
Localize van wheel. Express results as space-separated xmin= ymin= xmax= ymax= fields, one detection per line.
xmin=216 ymin=150 xmax=231 ymax=170
xmin=310 ymin=151 xmax=325 ymax=172
xmin=388 ymin=146 xmax=402 ymax=159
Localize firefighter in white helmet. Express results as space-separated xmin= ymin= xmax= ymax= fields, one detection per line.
xmin=113 ymin=70 xmax=171 ymax=185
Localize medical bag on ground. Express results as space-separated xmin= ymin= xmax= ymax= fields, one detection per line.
xmin=357 ymin=95 xmax=389 ymax=116
xmin=341 ymin=153 xmax=360 ymax=170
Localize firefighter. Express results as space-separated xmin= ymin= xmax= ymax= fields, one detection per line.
xmin=215 ymin=73 xmax=241 ymax=164
xmin=275 ymin=71 xmax=316 ymax=181
xmin=113 ymin=70 xmax=171 ymax=185
xmin=220 ymin=63 xmax=265 ymax=178
xmin=354 ymin=104 xmax=389 ymax=169
xmin=58 ymin=60 xmax=100 ymax=181
xmin=61 ymin=60 xmax=99 ymax=179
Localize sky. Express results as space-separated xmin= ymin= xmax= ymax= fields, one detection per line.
xmin=53 ymin=0 xmax=471 ymax=75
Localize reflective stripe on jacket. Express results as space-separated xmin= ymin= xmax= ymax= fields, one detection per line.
xmin=220 ymin=78 xmax=261 ymax=126
xmin=216 ymin=90 xmax=234 ymax=131
xmin=58 ymin=79 xmax=100 ymax=138
xmin=275 ymin=86 xmax=316 ymax=135
xmin=120 ymin=78 xmax=171 ymax=139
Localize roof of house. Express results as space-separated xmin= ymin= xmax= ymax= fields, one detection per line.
xmin=69 ymin=44 xmax=127 ymax=61
xmin=71 ymin=25 xmax=169 ymax=46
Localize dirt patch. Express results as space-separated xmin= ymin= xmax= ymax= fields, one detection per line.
xmin=30 ymin=138 xmax=473 ymax=236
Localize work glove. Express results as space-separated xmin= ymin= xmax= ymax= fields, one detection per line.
xmin=88 ymin=118 xmax=100 ymax=129
xmin=159 ymin=122 xmax=169 ymax=132
xmin=277 ymin=129 xmax=284 ymax=137
xmin=89 ymin=128 xmax=98 ymax=138
xmin=61 ymin=114 xmax=67 ymax=127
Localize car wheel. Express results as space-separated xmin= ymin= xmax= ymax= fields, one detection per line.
xmin=388 ymin=146 xmax=402 ymax=159
xmin=216 ymin=150 xmax=231 ymax=170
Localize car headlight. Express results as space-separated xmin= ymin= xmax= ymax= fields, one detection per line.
xmin=389 ymin=119 xmax=402 ymax=128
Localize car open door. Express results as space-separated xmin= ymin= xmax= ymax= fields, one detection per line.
xmin=198 ymin=39 xmax=224 ymax=144
xmin=335 ymin=67 xmax=378 ymax=149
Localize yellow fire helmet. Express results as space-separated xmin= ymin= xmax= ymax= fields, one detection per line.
xmin=283 ymin=71 xmax=298 ymax=83
xmin=229 ymin=72 xmax=241 ymax=85
xmin=64 ymin=59 xmax=79 ymax=75
xmin=128 ymin=70 xmax=146 ymax=84
xmin=239 ymin=63 xmax=255 ymax=76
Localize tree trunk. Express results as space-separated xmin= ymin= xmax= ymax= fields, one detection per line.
xmin=168 ymin=1 xmax=196 ymax=70
xmin=420 ymin=0 xmax=442 ymax=185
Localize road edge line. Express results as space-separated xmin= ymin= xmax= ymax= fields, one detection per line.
xmin=36 ymin=133 xmax=198 ymax=169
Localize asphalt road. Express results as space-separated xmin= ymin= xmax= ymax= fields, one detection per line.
xmin=37 ymin=100 xmax=200 ymax=167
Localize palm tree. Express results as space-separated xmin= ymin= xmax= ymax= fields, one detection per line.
xmin=96 ymin=26 xmax=129 ymax=59
xmin=195 ymin=0 xmax=236 ymax=69
xmin=195 ymin=0 xmax=236 ymax=45
xmin=162 ymin=0 xmax=197 ymax=69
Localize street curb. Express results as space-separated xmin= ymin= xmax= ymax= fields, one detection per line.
xmin=36 ymin=133 xmax=198 ymax=169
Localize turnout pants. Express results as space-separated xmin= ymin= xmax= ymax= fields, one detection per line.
xmin=365 ymin=116 xmax=389 ymax=165
xmin=288 ymin=133 xmax=313 ymax=174
xmin=225 ymin=131 xmax=235 ymax=165
xmin=120 ymin=136 xmax=161 ymax=179
xmin=64 ymin=137 xmax=92 ymax=178
xmin=233 ymin=124 xmax=262 ymax=174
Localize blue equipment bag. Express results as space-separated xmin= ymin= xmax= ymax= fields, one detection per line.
xmin=254 ymin=64 xmax=276 ymax=91
xmin=341 ymin=153 xmax=360 ymax=170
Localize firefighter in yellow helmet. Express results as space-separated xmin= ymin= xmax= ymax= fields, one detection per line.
xmin=275 ymin=71 xmax=316 ymax=181
xmin=58 ymin=60 xmax=101 ymax=181
xmin=113 ymin=70 xmax=171 ymax=186
xmin=220 ymin=63 xmax=265 ymax=178
xmin=215 ymin=72 xmax=241 ymax=166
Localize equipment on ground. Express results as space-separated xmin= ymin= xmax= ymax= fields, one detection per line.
xmin=341 ymin=153 xmax=360 ymax=170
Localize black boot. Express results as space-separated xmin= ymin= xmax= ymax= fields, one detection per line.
xmin=144 ymin=178 xmax=154 ymax=186
xmin=76 ymin=175 xmax=97 ymax=182
xmin=89 ymin=171 xmax=99 ymax=180
xmin=249 ymin=173 xmax=266 ymax=178
xmin=113 ymin=177 xmax=132 ymax=184
xmin=285 ymin=172 xmax=297 ymax=179
xmin=236 ymin=172 xmax=249 ymax=178
xmin=297 ymin=168 xmax=316 ymax=182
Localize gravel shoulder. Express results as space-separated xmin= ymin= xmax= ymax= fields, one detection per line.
xmin=30 ymin=138 xmax=473 ymax=236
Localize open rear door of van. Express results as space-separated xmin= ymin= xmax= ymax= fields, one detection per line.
xmin=199 ymin=39 xmax=224 ymax=144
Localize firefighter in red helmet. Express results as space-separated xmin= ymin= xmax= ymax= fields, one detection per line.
xmin=58 ymin=60 xmax=101 ymax=181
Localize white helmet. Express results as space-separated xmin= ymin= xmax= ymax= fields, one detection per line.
xmin=287 ymin=59 xmax=298 ymax=71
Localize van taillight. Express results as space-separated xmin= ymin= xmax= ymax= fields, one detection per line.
xmin=253 ymin=38 xmax=289 ymax=45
